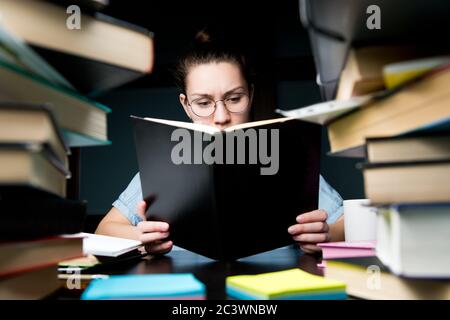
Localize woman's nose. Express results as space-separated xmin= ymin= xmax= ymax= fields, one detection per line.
xmin=213 ymin=101 xmax=231 ymax=127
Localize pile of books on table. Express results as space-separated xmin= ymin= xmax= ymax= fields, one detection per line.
xmin=0 ymin=0 xmax=153 ymax=299
xmin=290 ymin=45 xmax=450 ymax=300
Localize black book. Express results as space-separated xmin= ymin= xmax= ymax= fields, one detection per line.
xmin=132 ymin=116 xmax=321 ymax=260
xmin=0 ymin=186 xmax=86 ymax=240
xmin=31 ymin=43 xmax=150 ymax=96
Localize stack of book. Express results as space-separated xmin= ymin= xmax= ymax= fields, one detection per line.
xmin=57 ymin=233 xmax=145 ymax=290
xmin=337 ymin=50 xmax=450 ymax=280
xmin=0 ymin=235 xmax=83 ymax=299
xmin=317 ymin=241 xmax=450 ymax=299
xmin=0 ymin=102 xmax=87 ymax=299
xmin=0 ymin=0 xmax=153 ymax=146
xmin=279 ymin=46 xmax=450 ymax=299
xmin=0 ymin=0 xmax=154 ymax=298
xmin=361 ymin=132 xmax=450 ymax=282
xmin=323 ymin=256 xmax=450 ymax=300
xmin=226 ymin=269 xmax=346 ymax=300
xmin=312 ymin=47 xmax=450 ymax=299
xmin=328 ymin=57 xmax=450 ymax=157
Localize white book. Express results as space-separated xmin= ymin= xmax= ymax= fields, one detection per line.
xmin=276 ymin=95 xmax=374 ymax=125
xmin=376 ymin=204 xmax=450 ymax=278
xmin=65 ymin=233 xmax=143 ymax=257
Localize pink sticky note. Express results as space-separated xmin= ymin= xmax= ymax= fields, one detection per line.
xmin=318 ymin=241 xmax=376 ymax=260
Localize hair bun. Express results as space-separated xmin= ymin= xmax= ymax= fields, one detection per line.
xmin=195 ymin=30 xmax=212 ymax=44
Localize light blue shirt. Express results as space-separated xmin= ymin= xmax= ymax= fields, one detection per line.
xmin=113 ymin=173 xmax=344 ymax=226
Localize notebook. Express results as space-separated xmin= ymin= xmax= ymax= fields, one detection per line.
xmin=65 ymin=233 xmax=142 ymax=257
xmin=226 ymin=269 xmax=346 ymax=300
xmin=81 ymin=274 xmax=205 ymax=300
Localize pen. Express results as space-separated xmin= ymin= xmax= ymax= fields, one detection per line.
xmin=58 ymin=274 xmax=109 ymax=280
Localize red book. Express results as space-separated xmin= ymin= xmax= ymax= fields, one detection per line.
xmin=0 ymin=235 xmax=84 ymax=278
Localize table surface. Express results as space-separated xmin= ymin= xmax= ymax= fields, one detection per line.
xmin=56 ymin=246 xmax=322 ymax=300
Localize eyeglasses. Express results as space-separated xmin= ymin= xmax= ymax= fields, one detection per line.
xmin=186 ymin=92 xmax=250 ymax=117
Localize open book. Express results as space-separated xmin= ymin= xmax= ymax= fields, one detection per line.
xmin=131 ymin=116 xmax=321 ymax=260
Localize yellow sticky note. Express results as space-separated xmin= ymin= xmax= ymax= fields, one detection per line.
xmin=227 ymin=269 xmax=346 ymax=299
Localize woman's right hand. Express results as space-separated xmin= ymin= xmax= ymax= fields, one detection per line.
xmin=136 ymin=200 xmax=173 ymax=255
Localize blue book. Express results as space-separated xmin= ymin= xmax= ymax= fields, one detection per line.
xmin=81 ymin=274 xmax=205 ymax=300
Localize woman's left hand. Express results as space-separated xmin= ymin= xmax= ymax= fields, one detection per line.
xmin=287 ymin=209 xmax=331 ymax=254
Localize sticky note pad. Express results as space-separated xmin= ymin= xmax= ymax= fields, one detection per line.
xmin=81 ymin=273 xmax=205 ymax=300
xmin=226 ymin=269 xmax=346 ymax=300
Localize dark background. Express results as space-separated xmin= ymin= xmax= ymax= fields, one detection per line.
xmin=79 ymin=0 xmax=364 ymax=216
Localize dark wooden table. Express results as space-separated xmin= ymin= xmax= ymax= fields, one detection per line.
xmin=56 ymin=246 xmax=322 ymax=300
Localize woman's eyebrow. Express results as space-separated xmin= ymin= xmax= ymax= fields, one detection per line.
xmin=224 ymin=87 xmax=246 ymax=96
xmin=190 ymin=86 xmax=246 ymax=98
xmin=190 ymin=93 xmax=213 ymax=98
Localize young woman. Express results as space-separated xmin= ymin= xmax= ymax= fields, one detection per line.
xmin=96 ymin=32 xmax=345 ymax=255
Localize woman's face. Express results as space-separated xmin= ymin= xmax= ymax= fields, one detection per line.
xmin=179 ymin=61 xmax=252 ymax=129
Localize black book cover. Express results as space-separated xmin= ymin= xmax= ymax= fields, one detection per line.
xmin=0 ymin=186 xmax=86 ymax=240
xmin=31 ymin=45 xmax=145 ymax=96
xmin=132 ymin=117 xmax=321 ymax=260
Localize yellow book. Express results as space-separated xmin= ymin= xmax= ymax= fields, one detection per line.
xmin=328 ymin=66 xmax=450 ymax=154
xmin=226 ymin=269 xmax=346 ymax=300
xmin=336 ymin=46 xmax=419 ymax=100
xmin=383 ymin=56 xmax=450 ymax=89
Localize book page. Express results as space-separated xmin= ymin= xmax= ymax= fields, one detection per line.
xmin=137 ymin=116 xmax=295 ymax=133
xmin=139 ymin=116 xmax=220 ymax=135
xmin=224 ymin=117 xmax=294 ymax=132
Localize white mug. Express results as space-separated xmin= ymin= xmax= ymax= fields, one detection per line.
xmin=343 ymin=199 xmax=377 ymax=242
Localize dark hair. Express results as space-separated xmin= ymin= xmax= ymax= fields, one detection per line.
xmin=173 ymin=29 xmax=254 ymax=93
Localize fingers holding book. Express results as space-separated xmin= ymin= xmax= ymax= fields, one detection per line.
xmin=136 ymin=200 xmax=173 ymax=255
xmin=288 ymin=209 xmax=331 ymax=255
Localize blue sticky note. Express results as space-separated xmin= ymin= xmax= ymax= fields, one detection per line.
xmin=81 ymin=273 xmax=205 ymax=300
